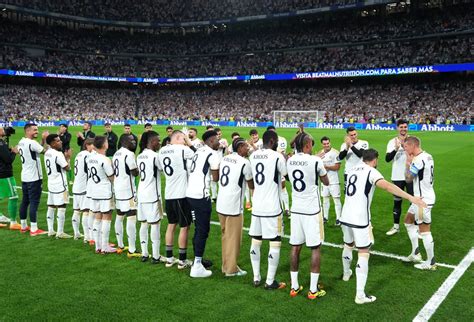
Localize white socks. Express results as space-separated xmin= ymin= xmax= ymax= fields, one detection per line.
xmin=82 ymin=212 xmax=89 ymax=240
xmin=356 ymin=253 xmax=370 ymax=298
xmin=115 ymin=215 xmax=124 ymax=249
xmin=250 ymin=239 xmax=262 ymax=282
xmin=101 ymin=220 xmax=111 ymax=251
xmin=323 ymin=197 xmax=330 ymax=220
xmin=323 ymin=197 xmax=342 ymax=221
xmin=151 ymin=223 xmax=161 ymax=259
xmin=266 ymin=242 xmax=281 ymax=285
xmin=126 ymin=216 xmax=137 ymax=253
xmin=281 ymin=188 xmax=289 ymax=211
xmin=310 ymin=272 xmax=320 ymax=293
xmin=334 ymin=197 xmax=342 ymax=221
xmin=405 ymin=223 xmax=419 ymax=255
xmin=88 ymin=211 xmax=95 ymax=241
xmin=21 ymin=219 xmax=27 ymax=230
xmin=211 ymin=181 xmax=218 ymax=199
xmin=93 ymin=218 xmax=102 ymax=251
xmin=47 ymin=207 xmax=55 ymax=233
xmin=290 ymin=271 xmax=299 ymax=290
xmin=72 ymin=210 xmax=81 ymax=237
xmin=140 ymin=222 xmax=149 ymax=257
xmin=57 ymin=208 xmax=66 ymax=235
xmin=421 ymin=232 xmax=435 ymax=264
xmin=342 ymin=244 xmax=353 ymax=275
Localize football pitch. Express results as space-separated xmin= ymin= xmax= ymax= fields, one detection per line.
xmin=0 ymin=125 xmax=472 ymax=321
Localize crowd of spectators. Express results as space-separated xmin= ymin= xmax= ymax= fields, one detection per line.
xmin=4 ymin=0 xmax=364 ymax=22
xmin=1 ymin=81 xmax=471 ymax=124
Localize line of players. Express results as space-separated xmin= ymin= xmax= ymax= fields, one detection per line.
xmin=11 ymin=122 xmax=435 ymax=304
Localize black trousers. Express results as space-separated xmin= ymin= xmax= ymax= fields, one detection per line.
xmin=187 ymin=197 xmax=212 ymax=258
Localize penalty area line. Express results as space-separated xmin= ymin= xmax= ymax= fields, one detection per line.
xmin=413 ymin=248 xmax=473 ymax=322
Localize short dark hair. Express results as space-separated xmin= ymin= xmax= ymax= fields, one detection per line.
xmin=202 ymin=130 xmax=218 ymax=142
xmin=266 ymin=125 xmax=276 ymax=131
xmin=144 ymin=123 xmax=152 ymax=128
xmin=231 ymin=132 xmax=240 ymax=138
xmin=362 ymin=148 xmax=379 ymax=162
xmin=397 ymin=119 xmax=408 ymax=126
xmin=124 ymin=123 xmax=131 ymax=128
xmin=215 ymin=127 xmax=221 ymax=133
xmin=232 ymin=138 xmax=247 ymax=152
xmin=189 ymin=128 xmax=198 ymax=133
xmin=84 ymin=121 xmax=92 ymax=127
xmin=93 ymin=136 xmax=107 ymax=149
xmin=249 ymin=129 xmax=258 ymax=136
xmin=59 ymin=123 xmax=68 ymax=129
xmin=320 ymin=136 xmax=330 ymax=143
xmin=166 ymin=126 xmax=173 ymax=131
xmin=104 ymin=122 xmax=111 ymax=126
xmin=46 ymin=134 xmax=59 ymax=145
xmin=206 ymin=125 xmax=214 ymax=130
xmin=346 ymin=126 xmax=356 ymax=133
xmin=146 ymin=131 xmax=159 ymax=147
xmin=24 ymin=123 xmax=37 ymax=131
xmin=83 ymin=138 xmax=95 ymax=149
xmin=262 ymin=130 xmax=278 ymax=146
xmin=294 ymin=133 xmax=313 ymax=152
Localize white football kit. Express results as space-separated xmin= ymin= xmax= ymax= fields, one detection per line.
xmin=339 ymin=162 xmax=384 ymax=248
xmin=44 ymin=148 xmax=69 ymax=206
xmin=319 ymin=148 xmax=341 ymax=198
xmin=190 ymin=138 xmax=204 ymax=149
xmin=340 ymin=140 xmax=369 ymax=174
xmin=185 ymin=145 xmax=220 ymax=200
xmin=86 ymin=153 xmax=114 ymax=213
xmin=249 ymin=148 xmax=287 ymax=239
xmin=137 ymin=149 xmax=162 ymax=223
xmin=216 ymin=153 xmax=253 ymax=216
xmin=408 ymin=151 xmax=435 ymax=224
xmin=386 ymin=137 xmax=408 ymax=181
xmin=113 ymin=147 xmax=138 ymax=213
xmin=158 ymin=144 xmax=194 ymax=200
xmin=72 ymin=150 xmax=90 ymax=210
xmin=18 ymin=137 xmax=44 ymax=182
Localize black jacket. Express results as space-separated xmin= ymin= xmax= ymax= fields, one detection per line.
xmin=77 ymin=130 xmax=96 ymax=150
xmin=0 ymin=140 xmax=16 ymax=178
xmin=59 ymin=131 xmax=72 ymax=152
xmin=105 ymin=131 xmax=119 ymax=157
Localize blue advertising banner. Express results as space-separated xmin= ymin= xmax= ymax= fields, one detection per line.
xmin=1 ymin=120 xmax=472 ymax=132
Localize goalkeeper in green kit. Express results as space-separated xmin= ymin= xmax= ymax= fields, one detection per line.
xmin=0 ymin=126 xmax=20 ymax=229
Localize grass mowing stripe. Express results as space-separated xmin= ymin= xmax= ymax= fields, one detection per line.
xmin=413 ymin=248 xmax=474 ymax=322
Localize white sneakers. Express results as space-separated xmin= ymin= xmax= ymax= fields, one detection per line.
xmin=355 ymin=294 xmax=377 ymax=304
xmin=56 ymin=232 xmax=73 ymax=239
xmin=225 ymin=268 xmax=247 ymax=277
xmin=165 ymin=257 xmax=179 ymax=268
xmin=342 ymin=270 xmax=353 ymax=282
xmin=403 ymin=253 xmax=422 ymax=263
xmin=414 ymin=261 xmax=437 ymax=271
xmin=386 ymin=227 xmax=399 ymax=236
xmin=190 ymin=262 xmax=212 ymax=278
xmin=178 ymin=259 xmax=193 ymax=270
xmin=0 ymin=215 xmax=10 ymax=223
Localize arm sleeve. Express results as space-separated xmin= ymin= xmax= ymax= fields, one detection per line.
xmin=56 ymin=153 xmax=68 ymax=168
xmin=127 ymin=153 xmax=138 ymax=171
xmin=0 ymin=143 xmax=15 ymax=163
xmin=278 ymin=154 xmax=288 ymax=177
xmin=243 ymin=160 xmax=253 ymax=180
xmin=89 ymin=131 xmax=96 ymax=139
xmin=184 ymin=146 xmax=195 ymax=159
xmin=385 ymin=150 xmax=397 ymax=162
xmin=31 ymin=140 xmax=44 ymax=154
xmin=189 ymin=145 xmax=197 ymax=152
xmin=338 ymin=149 xmax=348 ymax=160
xmin=77 ymin=136 xmax=83 ymax=147
xmin=369 ymin=168 xmax=384 ymax=184
xmin=350 ymin=146 xmax=364 ymax=158
xmin=103 ymin=158 xmax=114 ymax=177
xmin=317 ymin=159 xmax=327 ymax=177
xmin=209 ymin=153 xmax=220 ymax=171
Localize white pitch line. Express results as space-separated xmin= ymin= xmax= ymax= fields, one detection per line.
xmin=413 ymin=248 xmax=473 ymax=322
xmin=15 ymin=187 xmax=457 ymax=269
xmin=209 ymin=220 xmax=456 ymax=269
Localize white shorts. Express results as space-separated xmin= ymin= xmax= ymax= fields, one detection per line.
xmin=73 ymin=194 xmax=89 ymax=211
xmin=116 ymin=197 xmax=137 ymax=213
xmin=249 ymin=215 xmax=283 ymax=240
xmin=137 ymin=202 xmax=161 ymax=223
xmin=341 ymin=224 xmax=374 ymax=249
xmin=321 ymin=184 xmax=341 ymax=198
xmin=47 ymin=191 xmax=69 ymax=206
xmin=290 ymin=213 xmax=324 ymax=247
xmin=408 ymin=203 xmax=433 ymax=225
xmin=89 ymin=199 xmax=114 ymax=213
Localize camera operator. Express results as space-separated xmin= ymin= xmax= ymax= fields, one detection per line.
xmin=0 ymin=127 xmax=20 ymax=229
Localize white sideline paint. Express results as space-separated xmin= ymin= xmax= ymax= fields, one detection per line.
xmin=413 ymin=248 xmax=473 ymax=322
xmin=17 ymin=187 xmax=457 ymax=269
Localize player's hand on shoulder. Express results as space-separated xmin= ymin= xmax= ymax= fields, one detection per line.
xmin=316 ymin=151 xmax=325 ymax=158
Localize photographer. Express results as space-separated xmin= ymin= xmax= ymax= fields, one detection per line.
xmin=0 ymin=127 xmax=20 ymax=229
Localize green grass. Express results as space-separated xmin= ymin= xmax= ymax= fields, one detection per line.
xmin=0 ymin=125 xmax=473 ymax=321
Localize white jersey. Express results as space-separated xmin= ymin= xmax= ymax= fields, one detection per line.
xmin=112 ymin=147 xmax=137 ymax=200
xmin=277 ymin=136 xmax=288 ymax=154
xmin=339 ymin=162 xmax=384 ymax=228
xmin=386 ymin=137 xmax=407 ymax=181
xmin=86 ymin=153 xmax=114 ymax=200
xmin=44 ymin=148 xmax=68 ymax=193
xmin=340 ymin=139 xmax=369 ymax=174
xmin=319 ymin=148 xmax=341 ymax=185
xmin=190 ymin=138 xmax=204 ymax=149
xmin=136 ymin=149 xmax=161 ymax=203
xmin=409 ymin=151 xmax=435 ymax=205
xmin=186 ymin=145 xmax=220 ymax=199
xmin=287 ymin=153 xmax=327 ymax=215
xmin=249 ymin=139 xmax=263 ymax=154
xmin=73 ymin=150 xmax=89 ymax=195
xmin=250 ymin=148 xmax=287 ymax=217
xmin=216 ymin=153 xmax=253 ymax=216
xmin=158 ymin=144 xmax=194 ymax=200
xmin=18 ymin=137 xmax=44 ymax=182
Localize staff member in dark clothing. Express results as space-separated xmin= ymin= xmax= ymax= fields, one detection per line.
xmin=138 ymin=123 xmax=153 ymax=154
xmin=104 ymin=122 xmax=118 ymax=157
xmin=77 ymin=121 xmax=95 ymax=150
xmin=0 ymin=127 xmax=20 ymax=229
xmin=119 ymin=124 xmax=138 ymax=153
xmin=59 ymin=123 xmax=73 ymax=183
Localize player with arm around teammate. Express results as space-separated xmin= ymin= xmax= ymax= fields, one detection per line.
xmin=112 ymin=134 xmax=141 ymax=258
xmin=158 ymin=130 xmax=195 ymax=269
xmin=287 ymin=132 xmax=329 ymax=300
xmin=402 ymin=136 xmax=437 ymax=271
xmin=339 ymin=149 xmax=426 ymax=304
xmin=249 ymin=130 xmax=288 ymax=290
xmin=44 ymin=134 xmax=72 ymax=239
xmin=216 ymin=138 xmax=254 ymax=277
